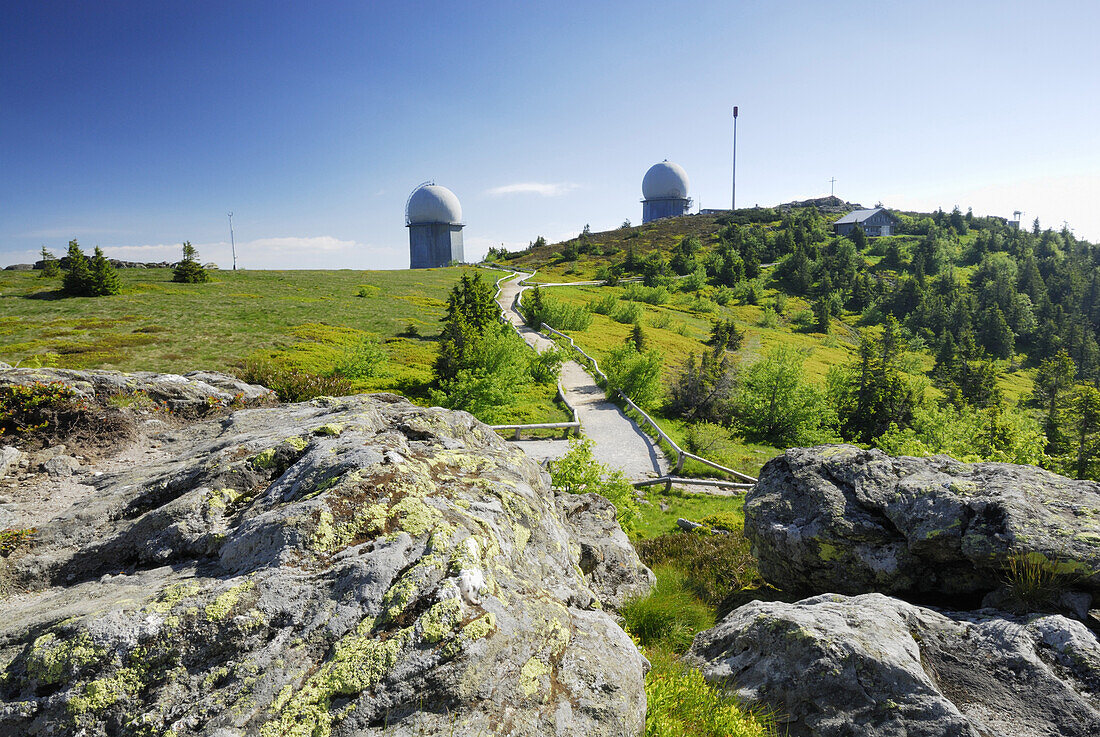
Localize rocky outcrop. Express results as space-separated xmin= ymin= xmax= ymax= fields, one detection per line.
xmin=0 ymin=391 xmax=651 ymax=736
xmin=688 ymin=593 xmax=1100 ymax=737
xmin=555 ymin=492 xmax=655 ymax=611
xmin=745 ymin=445 xmax=1100 ymax=601
xmin=0 ymin=368 xmax=275 ymax=416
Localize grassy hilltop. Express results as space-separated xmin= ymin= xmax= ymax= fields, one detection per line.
xmin=0 ymin=266 xmax=567 ymax=424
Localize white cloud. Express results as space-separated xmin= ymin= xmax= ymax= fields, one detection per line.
xmin=485 ymin=182 xmax=580 ymax=197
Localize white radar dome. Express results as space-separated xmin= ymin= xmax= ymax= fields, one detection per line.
xmin=642 ymin=160 xmax=690 ymax=200
xmin=406 ymin=184 xmax=463 ymax=225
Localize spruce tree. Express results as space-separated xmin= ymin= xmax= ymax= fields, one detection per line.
xmin=39 ymin=246 xmax=60 ymax=278
xmin=89 ymin=247 xmax=122 ymax=296
xmin=62 ymin=240 xmax=93 ymax=296
xmin=172 ymin=241 xmax=209 ymax=283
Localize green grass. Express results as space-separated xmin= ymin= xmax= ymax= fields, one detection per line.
xmin=0 ymin=266 xmax=567 ymax=424
xmin=635 ymin=490 xmax=746 ymax=539
xmin=643 ymin=645 xmax=777 ymax=737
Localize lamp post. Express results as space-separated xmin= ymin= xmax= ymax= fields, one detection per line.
xmin=731 ymin=106 xmax=739 ymax=211
xmin=227 ymin=212 xmax=237 ymax=271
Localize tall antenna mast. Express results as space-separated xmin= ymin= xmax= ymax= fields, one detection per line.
xmin=731 ymin=106 xmax=739 ymax=211
xmin=830 ymin=177 xmax=836 ymax=197
xmin=227 ymin=212 xmax=237 ymax=271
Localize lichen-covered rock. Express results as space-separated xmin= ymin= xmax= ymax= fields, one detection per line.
xmin=688 ymin=593 xmax=1100 ymax=737
xmin=746 ymin=445 xmax=1100 ymax=599
xmin=555 ymin=491 xmax=655 ymax=611
xmin=0 ymin=367 xmax=275 ymax=415
xmin=0 ymin=392 xmax=650 ymax=736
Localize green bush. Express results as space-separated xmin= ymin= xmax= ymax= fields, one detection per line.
xmin=612 ymin=302 xmax=643 ymax=324
xmin=1002 ymin=552 xmax=1086 ymax=611
xmin=541 ymin=300 xmax=592 ymax=331
xmin=623 ymin=284 xmax=671 ymax=305
xmin=0 ymin=381 xmax=81 ymax=436
xmin=588 ymin=293 xmax=619 ymax=315
xmin=172 ymin=241 xmax=210 ymax=283
xmin=530 ymin=345 xmax=566 ymax=385
xmin=604 ymin=344 xmax=663 ymax=408
xmin=644 ymin=646 xmax=776 ymax=737
xmin=237 ymin=360 xmax=353 ymax=402
xmin=548 ymin=436 xmax=639 ymax=533
xmin=636 ymin=530 xmax=761 ymax=606
xmin=330 ymin=336 xmax=386 ymax=380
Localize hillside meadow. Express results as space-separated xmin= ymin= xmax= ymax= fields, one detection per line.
xmin=0 ymin=266 xmax=567 ymax=424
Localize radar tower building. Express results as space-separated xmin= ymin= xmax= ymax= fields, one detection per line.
xmin=406 ymin=182 xmax=464 ymax=268
xmin=641 ymin=160 xmax=692 ymax=223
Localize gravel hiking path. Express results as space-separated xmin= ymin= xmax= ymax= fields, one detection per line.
xmin=496 ymin=273 xmax=668 ymax=482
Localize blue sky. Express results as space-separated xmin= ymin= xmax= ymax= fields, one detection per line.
xmin=2 ymin=1 xmax=1098 ymax=269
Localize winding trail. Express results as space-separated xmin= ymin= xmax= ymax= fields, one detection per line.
xmin=496 ymin=273 xmax=668 ymax=482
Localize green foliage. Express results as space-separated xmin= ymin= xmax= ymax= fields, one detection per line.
xmin=237 ymin=359 xmax=353 ymax=402
xmin=621 ymin=566 xmax=714 ymax=652
xmin=636 ymin=530 xmax=761 ymax=606
xmin=172 ymin=241 xmax=210 ymax=283
xmin=548 ymin=437 xmax=639 ymax=533
xmin=876 ymin=401 xmax=1045 ymax=465
xmin=629 ymin=321 xmax=647 ymax=352
xmin=829 ymin=318 xmax=923 ymax=444
xmin=708 ymin=319 xmax=744 ymax=352
xmin=39 ymin=247 xmax=60 ymax=278
xmin=588 ymin=293 xmax=618 ymax=315
xmin=757 ymin=305 xmax=779 ymax=329
xmin=735 ymin=345 xmax=836 ymax=446
xmin=330 ymin=336 xmax=386 ymax=380
xmin=61 ymin=240 xmax=93 ymax=296
xmin=666 ymin=352 xmax=737 ymax=424
xmin=0 ymin=528 xmax=37 ymax=556
xmin=623 ymin=284 xmax=671 ymax=305
xmin=604 ymin=344 xmax=663 ymax=408
xmin=1002 ymin=553 xmax=1087 ymax=611
xmin=0 ymin=381 xmax=80 ymax=436
xmin=522 ymin=288 xmax=592 ymax=331
xmin=643 ymin=646 xmax=776 ymax=737
xmin=430 ymin=327 xmax=532 ymax=423
xmin=612 ymin=301 xmax=643 ymax=325
xmin=89 ymin=247 xmax=122 ymax=296
xmin=529 ymin=345 xmax=566 ymax=385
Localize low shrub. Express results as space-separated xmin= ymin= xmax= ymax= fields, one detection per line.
xmin=237 ymin=360 xmax=353 ymax=402
xmin=644 ymin=646 xmax=777 ymax=737
xmin=605 ymin=344 xmax=663 ymax=408
xmin=548 ymin=436 xmax=639 ymax=533
xmin=612 ymin=302 xmax=643 ymax=325
xmin=0 ymin=381 xmax=80 ymax=436
xmin=541 ymin=300 xmax=592 ymax=331
xmin=623 ymin=284 xmax=671 ymax=305
xmin=1002 ymin=552 xmax=1087 ymax=611
xmin=588 ymin=293 xmax=619 ymax=315
xmin=0 ymin=528 xmax=37 ymax=557
xmin=330 ymin=337 xmax=387 ymax=380
xmin=636 ymin=529 xmax=761 ymax=606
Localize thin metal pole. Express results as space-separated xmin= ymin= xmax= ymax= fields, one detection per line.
xmin=830 ymin=177 xmax=836 ymax=196
xmin=731 ymin=106 xmax=738 ymax=211
xmin=228 ymin=212 xmax=237 ymax=271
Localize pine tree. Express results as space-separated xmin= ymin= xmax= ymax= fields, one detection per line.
xmin=172 ymin=241 xmax=209 ymax=283
xmin=39 ymin=246 xmax=60 ymax=278
xmin=89 ymin=247 xmax=122 ymax=296
xmin=62 ymin=240 xmax=93 ymax=296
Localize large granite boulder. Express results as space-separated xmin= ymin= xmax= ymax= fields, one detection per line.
xmin=0 ymin=391 xmax=651 ymax=736
xmin=688 ymin=593 xmax=1100 ymax=737
xmin=746 ymin=445 xmax=1100 ymax=600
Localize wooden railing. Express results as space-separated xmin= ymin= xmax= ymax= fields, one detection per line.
xmin=485 ymin=266 xmax=759 ymax=490
xmin=540 ymin=322 xmax=758 ymax=489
